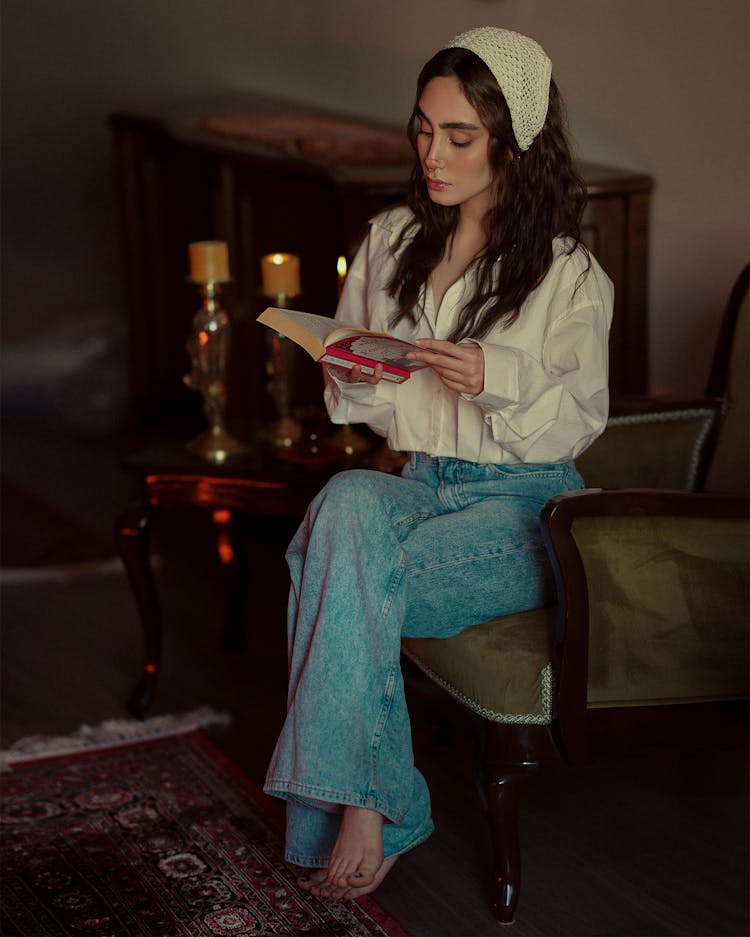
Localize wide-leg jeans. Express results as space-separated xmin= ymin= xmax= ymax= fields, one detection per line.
xmin=263 ymin=454 xmax=583 ymax=867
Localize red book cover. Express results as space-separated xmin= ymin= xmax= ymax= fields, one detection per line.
xmin=319 ymin=334 xmax=428 ymax=383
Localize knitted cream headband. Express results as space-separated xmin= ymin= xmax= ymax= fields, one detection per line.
xmin=445 ymin=27 xmax=552 ymax=151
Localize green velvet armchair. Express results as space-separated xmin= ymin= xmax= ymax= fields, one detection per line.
xmin=401 ymin=264 xmax=750 ymax=923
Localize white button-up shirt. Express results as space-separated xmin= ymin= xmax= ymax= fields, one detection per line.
xmin=325 ymin=206 xmax=614 ymax=464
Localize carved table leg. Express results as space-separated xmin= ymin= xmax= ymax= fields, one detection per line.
xmin=211 ymin=509 xmax=250 ymax=653
xmin=116 ymin=504 xmax=161 ymax=718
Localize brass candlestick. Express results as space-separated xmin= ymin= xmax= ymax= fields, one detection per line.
xmin=260 ymin=252 xmax=303 ymax=449
xmin=263 ymin=291 xmax=302 ymax=448
xmin=184 ymin=241 xmax=248 ymax=463
xmin=329 ymin=252 xmax=370 ymax=458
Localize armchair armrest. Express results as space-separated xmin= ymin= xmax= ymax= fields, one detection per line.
xmin=541 ymin=488 xmax=749 ymax=764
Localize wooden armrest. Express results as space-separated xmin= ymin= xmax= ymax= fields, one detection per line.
xmin=540 ymin=488 xmax=749 ymax=763
xmin=544 ymin=486 xmax=748 ymax=522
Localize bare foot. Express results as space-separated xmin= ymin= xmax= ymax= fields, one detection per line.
xmin=299 ymin=853 xmax=401 ymax=901
xmin=328 ymin=805 xmax=384 ymax=888
xmin=306 ymin=805 xmax=383 ymax=898
xmin=298 ymin=868 xmax=328 ymax=893
xmin=344 ymin=854 xmax=399 ymax=899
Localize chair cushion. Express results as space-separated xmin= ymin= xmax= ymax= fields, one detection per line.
xmin=402 ymin=606 xmax=556 ymax=724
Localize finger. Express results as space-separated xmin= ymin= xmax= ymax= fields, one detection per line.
xmin=350 ymin=364 xmax=378 ymax=384
xmin=327 ymin=364 xmax=357 ymax=383
xmin=355 ymin=363 xmax=383 ymax=385
xmin=413 ymin=338 xmax=461 ymax=354
xmin=429 ymin=359 xmax=481 ymax=382
xmin=430 ymin=364 xmax=483 ymax=394
xmin=408 ymin=349 xmax=479 ymax=371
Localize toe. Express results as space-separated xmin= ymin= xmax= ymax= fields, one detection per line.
xmin=346 ymin=855 xmax=398 ymax=899
xmin=328 ymin=854 xmax=363 ymax=889
xmin=298 ymin=868 xmax=327 ymax=892
xmin=346 ymin=855 xmax=381 ymax=887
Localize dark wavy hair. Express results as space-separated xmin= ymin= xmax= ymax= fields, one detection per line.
xmin=388 ymin=46 xmax=588 ymax=341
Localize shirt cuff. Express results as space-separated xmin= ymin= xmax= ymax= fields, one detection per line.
xmin=324 ymin=368 xmax=392 ymax=422
xmin=460 ymin=340 xmax=520 ymax=411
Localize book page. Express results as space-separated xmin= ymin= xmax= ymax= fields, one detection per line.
xmin=338 ymin=334 xmax=421 ymax=367
xmin=257 ymin=308 xmax=340 ymax=360
xmin=258 ymin=307 xmax=417 ymax=366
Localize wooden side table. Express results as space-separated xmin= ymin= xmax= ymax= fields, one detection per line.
xmin=117 ymin=439 xmax=346 ymax=716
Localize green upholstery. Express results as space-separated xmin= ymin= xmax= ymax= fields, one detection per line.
xmin=577 ymin=409 xmax=716 ymax=490
xmin=404 ymin=501 xmax=749 ymax=723
xmin=574 ymin=514 xmax=749 ymax=707
xmin=705 ymin=289 xmax=749 ymax=494
xmin=402 ymin=607 xmax=556 ymax=724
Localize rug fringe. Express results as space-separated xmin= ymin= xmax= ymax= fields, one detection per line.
xmin=0 ymin=706 xmax=231 ymax=769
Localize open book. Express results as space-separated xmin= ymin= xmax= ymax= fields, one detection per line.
xmin=257 ymin=307 xmax=429 ymax=383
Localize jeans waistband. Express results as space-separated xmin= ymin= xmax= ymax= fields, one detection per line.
xmin=409 ymin=452 xmax=574 ymax=471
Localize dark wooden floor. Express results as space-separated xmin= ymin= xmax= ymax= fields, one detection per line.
xmin=2 ymin=419 xmax=748 ymax=936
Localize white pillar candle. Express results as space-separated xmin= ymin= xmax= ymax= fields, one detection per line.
xmin=189 ymin=241 xmax=230 ymax=282
xmin=261 ymin=253 xmax=301 ymax=298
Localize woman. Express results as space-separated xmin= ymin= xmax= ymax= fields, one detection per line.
xmin=264 ymin=26 xmax=613 ymax=900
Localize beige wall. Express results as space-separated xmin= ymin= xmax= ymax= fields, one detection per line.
xmin=3 ymin=0 xmax=749 ymax=399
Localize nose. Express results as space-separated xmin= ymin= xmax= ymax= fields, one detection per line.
xmin=425 ymin=138 xmax=445 ymax=169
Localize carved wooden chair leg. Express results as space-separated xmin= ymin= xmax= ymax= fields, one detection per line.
xmin=482 ymin=722 xmax=559 ymax=923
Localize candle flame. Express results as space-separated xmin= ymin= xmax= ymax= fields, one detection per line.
xmin=272 ymin=253 xmax=286 ymax=265
xmin=337 ymin=256 xmax=347 ymax=278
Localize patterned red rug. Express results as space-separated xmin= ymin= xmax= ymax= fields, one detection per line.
xmin=0 ymin=729 xmax=410 ymax=936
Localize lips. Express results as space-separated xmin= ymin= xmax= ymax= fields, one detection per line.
xmin=426 ymin=177 xmax=448 ymax=190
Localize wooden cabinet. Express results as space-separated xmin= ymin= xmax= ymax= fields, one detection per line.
xmin=110 ymin=100 xmax=652 ymax=438
xmin=579 ymin=165 xmax=652 ymax=396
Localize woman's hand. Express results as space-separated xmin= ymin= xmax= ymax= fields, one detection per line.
xmin=407 ymin=339 xmax=485 ymax=395
xmin=323 ymin=363 xmax=384 ymax=386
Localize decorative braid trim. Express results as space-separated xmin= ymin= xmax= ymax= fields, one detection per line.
xmin=402 ymin=647 xmax=555 ymax=724
xmin=608 ymin=407 xmax=716 ymax=489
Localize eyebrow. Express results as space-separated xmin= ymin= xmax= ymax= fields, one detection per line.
xmin=416 ymin=108 xmax=481 ymax=131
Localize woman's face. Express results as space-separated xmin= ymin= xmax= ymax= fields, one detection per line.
xmin=416 ymin=75 xmax=496 ymax=217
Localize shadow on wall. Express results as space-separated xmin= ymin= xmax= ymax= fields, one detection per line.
xmin=1 ymin=310 xmax=131 ymax=436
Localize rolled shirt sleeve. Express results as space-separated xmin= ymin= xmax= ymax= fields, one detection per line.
xmin=467 ymin=250 xmax=613 ymax=462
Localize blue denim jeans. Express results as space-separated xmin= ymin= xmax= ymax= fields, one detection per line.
xmin=263 ymin=454 xmax=583 ymax=867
